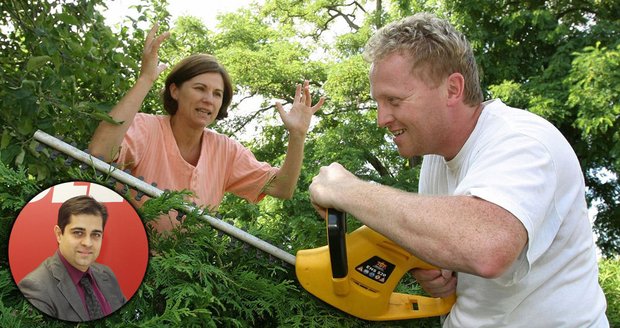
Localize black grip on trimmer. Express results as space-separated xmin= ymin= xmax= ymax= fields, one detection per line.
xmin=327 ymin=209 xmax=348 ymax=278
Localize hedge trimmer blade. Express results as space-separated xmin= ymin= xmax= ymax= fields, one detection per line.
xmin=32 ymin=130 xmax=296 ymax=266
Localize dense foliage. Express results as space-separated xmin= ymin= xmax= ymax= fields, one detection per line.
xmin=1 ymin=0 xmax=618 ymax=326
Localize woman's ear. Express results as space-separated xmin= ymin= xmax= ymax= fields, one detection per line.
xmin=170 ymin=83 xmax=179 ymax=100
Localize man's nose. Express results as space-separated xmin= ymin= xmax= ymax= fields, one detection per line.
xmin=81 ymin=235 xmax=93 ymax=247
xmin=377 ymin=104 xmax=393 ymax=128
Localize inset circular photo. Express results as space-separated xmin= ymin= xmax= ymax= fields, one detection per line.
xmin=8 ymin=181 xmax=149 ymax=322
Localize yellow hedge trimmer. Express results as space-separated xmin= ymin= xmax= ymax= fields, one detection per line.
xmin=297 ymin=209 xmax=455 ymax=320
xmin=34 ymin=129 xmax=455 ymax=321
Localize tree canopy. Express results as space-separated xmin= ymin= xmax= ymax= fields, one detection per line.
xmin=1 ymin=0 xmax=618 ymax=326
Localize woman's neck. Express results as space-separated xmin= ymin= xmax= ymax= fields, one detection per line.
xmin=169 ymin=115 xmax=203 ymax=166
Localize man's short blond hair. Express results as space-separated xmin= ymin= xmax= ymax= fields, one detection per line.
xmin=364 ymin=13 xmax=483 ymax=106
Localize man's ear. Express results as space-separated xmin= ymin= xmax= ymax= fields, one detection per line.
xmin=54 ymin=225 xmax=63 ymax=243
xmin=446 ymin=72 xmax=465 ymax=106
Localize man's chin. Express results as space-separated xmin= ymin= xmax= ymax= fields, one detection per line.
xmin=75 ymin=259 xmax=95 ymax=270
xmin=396 ymin=149 xmax=414 ymax=158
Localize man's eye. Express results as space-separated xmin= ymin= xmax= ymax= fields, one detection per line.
xmin=73 ymin=231 xmax=83 ymax=236
xmin=388 ymin=98 xmax=400 ymax=106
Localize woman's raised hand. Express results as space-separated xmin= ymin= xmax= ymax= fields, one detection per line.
xmin=140 ymin=24 xmax=170 ymax=84
xmin=276 ymin=80 xmax=325 ymax=136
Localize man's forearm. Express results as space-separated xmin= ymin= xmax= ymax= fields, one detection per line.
xmin=332 ymin=180 xmax=527 ymax=277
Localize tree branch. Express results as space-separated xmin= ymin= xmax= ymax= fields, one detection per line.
xmin=326 ymin=7 xmax=360 ymax=30
xmin=228 ymin=104 xmax=276 ymax=135
xmin=365 ymin=151 xmax=392 ymax=178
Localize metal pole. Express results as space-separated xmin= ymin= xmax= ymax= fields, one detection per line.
xmin=33 ymin=130 xmax=296 ymax=266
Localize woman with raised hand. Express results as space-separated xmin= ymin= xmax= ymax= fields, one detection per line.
xmin=89 ymin=24 xmax=325 ymax=231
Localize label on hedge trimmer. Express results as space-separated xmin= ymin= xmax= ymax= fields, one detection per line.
xmin=355 ymin=256 xmax=395 ymax=284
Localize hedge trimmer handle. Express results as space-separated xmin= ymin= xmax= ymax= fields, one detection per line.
xmin=327 ymin=209 xmax=347 ymax=279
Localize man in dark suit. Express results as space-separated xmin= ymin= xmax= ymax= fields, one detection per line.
xmin=18 ymin=195 xmax=126 ymax=322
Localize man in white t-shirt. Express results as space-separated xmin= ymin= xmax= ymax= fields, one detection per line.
xmin=308 ymin=12 xmax=608 ymax=327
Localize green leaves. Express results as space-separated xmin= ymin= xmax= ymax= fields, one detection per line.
xmin=599 ymin=258 xmax=620 ymax=325
xmin=25 ymin=56 xmax=51 ymax=72
xmin=323 ymin=55 xmax=370 ymax=107
xmin=568 ymin=43 xmax=620 ymax=137
xmin=0 ymin=130 xmax=10 ymax=149
xmin=87 ymin=111 xmax=124 ymax=126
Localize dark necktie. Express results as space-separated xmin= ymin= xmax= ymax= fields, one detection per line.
xmin=80 ymin=275 xmax=104 ymax=320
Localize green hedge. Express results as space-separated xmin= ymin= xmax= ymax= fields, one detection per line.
xmin=600 ymin=258 xmax=620 ymax=326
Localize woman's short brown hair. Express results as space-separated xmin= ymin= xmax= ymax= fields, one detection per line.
xmin=161 ymin=54 xmax=233 ymax=120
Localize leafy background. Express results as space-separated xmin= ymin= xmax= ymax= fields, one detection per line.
xmin=1 ymin=0 xmax=618 ymax=326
